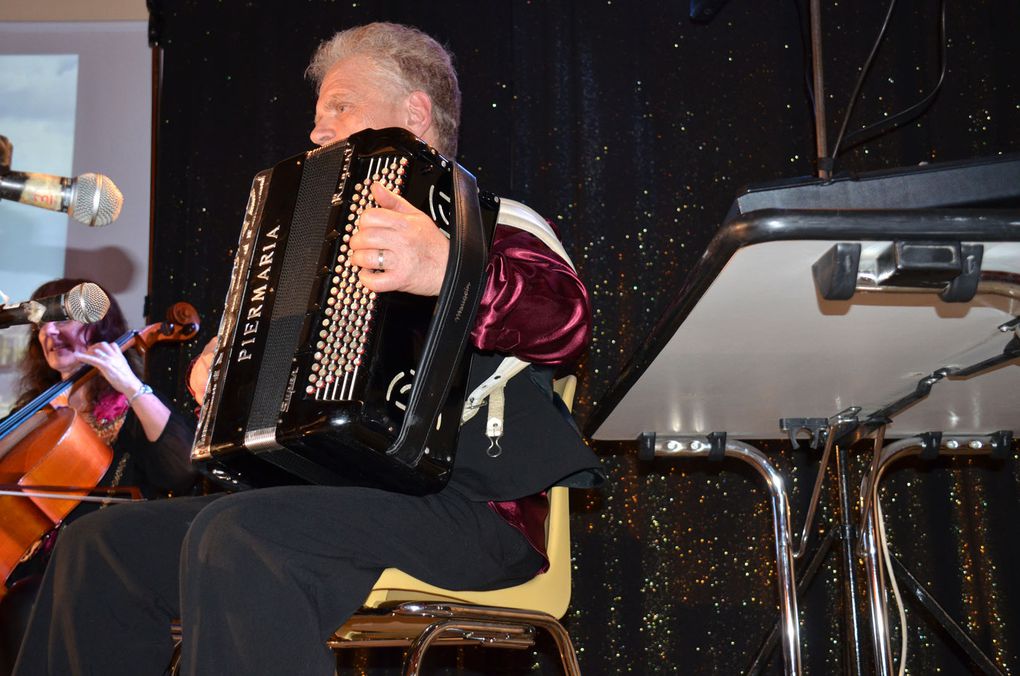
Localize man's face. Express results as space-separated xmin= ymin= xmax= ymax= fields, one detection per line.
xmin=310 ymin=55 xmax=409 ymax=147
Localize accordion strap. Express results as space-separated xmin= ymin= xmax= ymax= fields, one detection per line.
xmin=461 ymin=199 xmax=579 ymax=452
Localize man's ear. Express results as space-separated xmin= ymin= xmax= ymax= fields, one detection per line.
xmin=405 ymin=90 xmax=433 ymax=140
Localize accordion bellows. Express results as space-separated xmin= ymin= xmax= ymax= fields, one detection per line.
xmin=192 ymin=128 xmax=495 ymax=495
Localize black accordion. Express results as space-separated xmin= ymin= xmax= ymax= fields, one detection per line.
xmin=192 ymin=128 xmax=496 ymax=495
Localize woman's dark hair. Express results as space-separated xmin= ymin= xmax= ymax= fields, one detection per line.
xmin=15 ymin=278 xmax=135 ymax=409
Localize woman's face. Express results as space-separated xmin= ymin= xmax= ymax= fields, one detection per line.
xmin=37 ymin=319 xmax=90 ymax=379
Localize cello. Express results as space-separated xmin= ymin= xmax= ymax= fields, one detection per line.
xmin=0 ymin=302 xmax=199 ymax=598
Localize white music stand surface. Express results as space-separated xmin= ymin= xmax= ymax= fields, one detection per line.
xmin=590 ymin=210 xmax=1020 ymax=442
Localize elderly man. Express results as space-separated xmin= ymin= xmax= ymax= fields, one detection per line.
xmin=14 ymin=22 xmax=601 ymax=675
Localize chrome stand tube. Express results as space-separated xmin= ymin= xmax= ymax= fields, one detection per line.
xmin=835 ymin=444 xmax=866 ymax=675
xmin=857 ymin=434 xmax=1007 ymax=676
xmin=650 ymin=435 xmax=802 ymax=676
xmin=793 ymin=425 xmax=836 ymax=559
xmin=861 ymin=504 xmax=894 ymax=676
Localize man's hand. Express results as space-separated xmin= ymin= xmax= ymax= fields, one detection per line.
xmin=188 ymin=337 xmax=217 ymax=406
xmin=348 ymin=182 xmax=449 ymax=296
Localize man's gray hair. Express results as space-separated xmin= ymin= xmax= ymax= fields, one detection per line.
xmin=307 ymin=22 xmax=462 ymax=157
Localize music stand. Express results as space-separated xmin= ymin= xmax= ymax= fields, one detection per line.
xmin=588 ymin=204 xmax=1020 ymax=675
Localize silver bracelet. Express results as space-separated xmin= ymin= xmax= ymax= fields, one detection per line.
xmin=128 ymin=383 xmax=153 ymax=405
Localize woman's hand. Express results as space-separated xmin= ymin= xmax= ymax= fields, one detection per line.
xmin=74 ymin=342 xmax=143 ymax=397
xmin=75 ymin=342 xmax=170 ymax=442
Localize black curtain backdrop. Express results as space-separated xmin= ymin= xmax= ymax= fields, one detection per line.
xmin=146 ymin=1 xmax=1020 ymax=673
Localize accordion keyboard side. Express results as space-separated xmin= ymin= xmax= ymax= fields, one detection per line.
xmin=192 ymin=165 xmax=287 ymax=463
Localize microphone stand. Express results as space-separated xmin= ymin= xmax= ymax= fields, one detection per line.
xmin=809 ymin=0 xmax=831 ymax=179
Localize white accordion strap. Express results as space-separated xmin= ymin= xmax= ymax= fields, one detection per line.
xmin=461 ymin=198 xmax=578 ymax=455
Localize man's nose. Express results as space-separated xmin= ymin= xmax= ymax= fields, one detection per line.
xmin=310 ymin=123 xmax=335 ymax=147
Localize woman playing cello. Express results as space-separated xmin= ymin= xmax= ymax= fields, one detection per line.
xmin=0 ymin=278 xmax=196 ymax=675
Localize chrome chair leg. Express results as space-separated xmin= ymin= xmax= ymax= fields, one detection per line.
xmin=395 ymin=605 xmax=581 ymax=676
xmin=533 ymin=614 xmax=583 ymax=676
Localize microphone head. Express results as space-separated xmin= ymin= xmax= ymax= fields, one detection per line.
xmin=64 ymin=282 xmax=111 ymax=324
xmin=69 ymin=173 xmax=124 ymax=226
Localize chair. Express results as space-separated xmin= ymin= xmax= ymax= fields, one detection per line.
xmin=170 ymin=377 xmax=583 ymax=675
xmin=327 ymin=376 xmax=582 ymax=675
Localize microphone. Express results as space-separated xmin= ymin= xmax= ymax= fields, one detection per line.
xmin=0 ymin=282 xmax=111 ymax=329
xmin=0 ymin=170 xmax=124 ymax=226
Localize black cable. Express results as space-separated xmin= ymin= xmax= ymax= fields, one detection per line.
xmin=839 ymin=0 xmax=948 ymax=153
xmin=790 ymin=0 xmax=815 ymax=108
xmin=829 ymin=0 xmax=900 ymax=164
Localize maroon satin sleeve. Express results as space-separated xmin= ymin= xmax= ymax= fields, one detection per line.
xmin=470 ymin=224 xmax=591 ymax=366
xmin=489 ymin=493 xmax=551 ymax=574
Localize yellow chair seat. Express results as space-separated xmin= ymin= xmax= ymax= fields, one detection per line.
xmin=355 ymin=484 xmax=570 ymax=618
